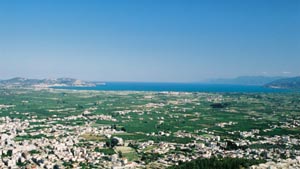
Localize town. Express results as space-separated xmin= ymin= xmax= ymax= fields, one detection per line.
xmin=0 ymin=88 xmax=300 ymax=168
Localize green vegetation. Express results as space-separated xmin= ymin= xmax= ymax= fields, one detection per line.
xmin=14 ymin=134 xmax=52 ymax=141
xmin=115 ymin=146 xmax=139 ymax=161
xmin=0 ymin=88 xmax=300 ymax=168
xmin=1 ymin=88 xmax=299 ymax=144
xmin=29 ymin=150 xmax=40 ymax=155
xmin=141 ymin=152 xmax=163 ymax=164
xmin=95 ymin=147 xmax=116 ymax=155
xmin=168 ymin=157 xmax=266 ymax=169
xmin=80 ymin=133 xmax=106 ymax=142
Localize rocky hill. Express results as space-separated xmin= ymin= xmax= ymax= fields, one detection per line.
xmin=208 ymin=76 xmax=283 ymax=86
xmin=0 ymin=77 xmax=98 ymax=88
xmin=265 ymin=76 xmax=300 ymax=89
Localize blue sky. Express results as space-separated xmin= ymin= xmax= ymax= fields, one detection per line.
xmin=0 ymin=0 xmax=299 ymax=82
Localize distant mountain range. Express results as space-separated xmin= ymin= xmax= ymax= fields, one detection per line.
xmin=208 ymin=76 xmax=284 ymax=86
xmin=0 ymin=77 xmax=103 ymax=88
xmin=264 ymin=76 xmax=300 ymax=89
xmin=1 ymin=76 xmax=300 ymax=90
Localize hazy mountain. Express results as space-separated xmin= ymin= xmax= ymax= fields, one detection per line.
xmin=265 ymin=76 xmax=300 ymax=89
xmin=0 ymin=77 xmax=99 ymax=88
xmin=208 ymin=76 xmax=284 ymax=86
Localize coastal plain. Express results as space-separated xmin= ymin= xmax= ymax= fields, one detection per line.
xmin=0 ymin=88 xmax=300 ymax=168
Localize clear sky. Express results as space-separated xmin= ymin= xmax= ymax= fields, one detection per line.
xmin=0 ymin=0 xmax=299 ymax=82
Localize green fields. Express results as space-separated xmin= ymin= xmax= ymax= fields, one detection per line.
xmin=1 ymin=88 xmax=300 ymax=168
xmin=1 ymin=89 xmax=299 ymax=143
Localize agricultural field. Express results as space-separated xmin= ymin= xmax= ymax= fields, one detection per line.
xmin=0 ymin=88 xmax=300 ymax=168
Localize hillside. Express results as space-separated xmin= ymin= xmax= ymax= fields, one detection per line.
xmin=208 ymin=76 xmax=283 ymax=86
xmin=0 ymin=77 xmax=98 ymax=88
xmin=265 ymin=76 xmax=300 ymax=89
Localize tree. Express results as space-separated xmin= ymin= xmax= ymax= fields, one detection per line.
xmin=118 ymin=151 xmax=123 ymax=158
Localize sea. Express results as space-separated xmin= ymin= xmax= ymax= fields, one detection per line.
xmin=52 ymin=82 xmax=291 ymax=93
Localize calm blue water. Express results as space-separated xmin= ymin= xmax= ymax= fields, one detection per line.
xmin=52 ymin=82 xmax=290 ymax=93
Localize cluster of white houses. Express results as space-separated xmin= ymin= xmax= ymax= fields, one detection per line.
xmin=1 ymin=112 xmax=300 ymax=169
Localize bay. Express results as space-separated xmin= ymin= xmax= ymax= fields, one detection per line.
xmin=52 ymin=82 xmax=290 ymax=93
